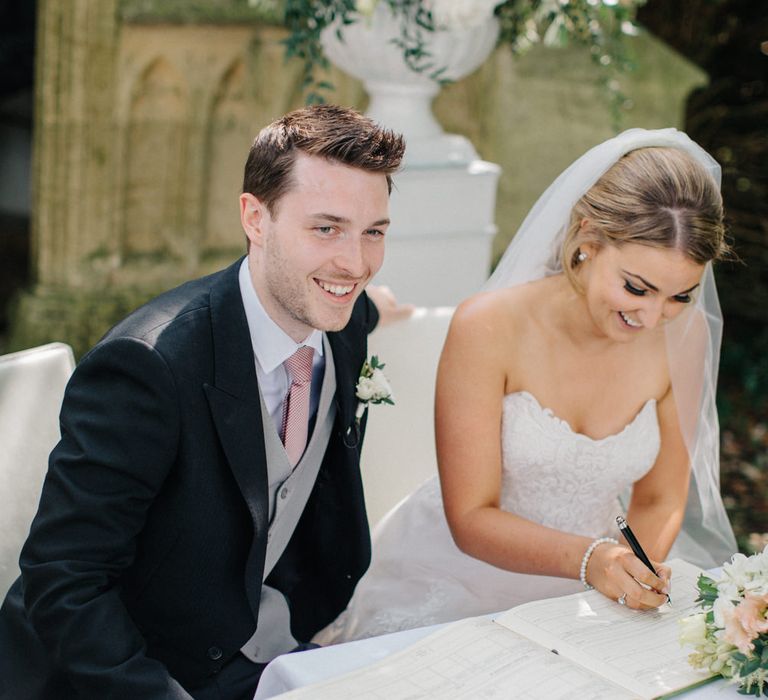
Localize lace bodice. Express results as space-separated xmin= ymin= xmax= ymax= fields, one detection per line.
xmin=499 ymin=391 xmax=660 ymax=537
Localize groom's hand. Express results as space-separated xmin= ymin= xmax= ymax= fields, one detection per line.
xmin=367 ymin=285 xmax=416 ymax=326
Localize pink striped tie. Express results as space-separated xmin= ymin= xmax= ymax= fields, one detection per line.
xmin=281 ymin=346 xmax=315 ymax=466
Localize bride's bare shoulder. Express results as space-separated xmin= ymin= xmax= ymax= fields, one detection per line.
xmin=450 ymin=278 xmax=552 ymax=335
xmin=449 ymin=280 xmax=548 ymax=351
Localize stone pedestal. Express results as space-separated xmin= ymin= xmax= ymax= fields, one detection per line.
xmin=376 ymin=160 xmax=500 ymax=306
xmin=320 ymin=8 xmax=499 ymax=170
xmin=319 ymin=8 xmax=502 ymax=304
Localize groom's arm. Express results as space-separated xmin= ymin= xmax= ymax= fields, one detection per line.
xmin=20 ymin=338 xmax=194 ymax=699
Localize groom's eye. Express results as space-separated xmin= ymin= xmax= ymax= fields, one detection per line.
xmin=624 ymin=281 xmax=647 ymax=296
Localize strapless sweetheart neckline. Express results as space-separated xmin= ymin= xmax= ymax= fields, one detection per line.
xmin=505 ymin=390 xmax=657 ymax=444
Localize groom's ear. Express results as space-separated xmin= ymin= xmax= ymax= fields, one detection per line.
xmin=240 ymin=193 xmax=269 ymax=250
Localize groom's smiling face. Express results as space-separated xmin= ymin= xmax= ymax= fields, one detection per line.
xmin=241 ymin=153 xmax=390 ymax=342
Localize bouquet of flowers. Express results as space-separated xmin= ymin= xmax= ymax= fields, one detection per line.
xmin=680 ymin=546 xmax=768 ymax=696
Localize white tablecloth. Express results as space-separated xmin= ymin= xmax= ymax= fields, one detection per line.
xmin=253 ymin=619 xmax=735 ymax=699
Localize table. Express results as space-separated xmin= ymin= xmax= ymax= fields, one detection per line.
xmin=253 ymin=619 xmax=735 ymax=699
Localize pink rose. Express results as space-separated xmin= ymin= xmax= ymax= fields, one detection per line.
xmin=723 ymin=593 xmax=768 ymax=654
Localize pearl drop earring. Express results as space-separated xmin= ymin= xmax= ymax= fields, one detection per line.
xmin=577 ymin=251 xmax=588 ymax=263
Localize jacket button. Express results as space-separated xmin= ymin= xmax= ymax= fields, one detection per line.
xmin=207 ymin=646 xmax=223 ymax=661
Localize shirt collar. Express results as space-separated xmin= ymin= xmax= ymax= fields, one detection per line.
xmin=238 ymin=257 xmax=324 ymax=374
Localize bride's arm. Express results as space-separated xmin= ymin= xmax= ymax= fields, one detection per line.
xmin=435 ymin=297 xmax=582 ymax=578
xmin=435 ymin=297 xmax=670 ymax=610
xmin=623 ymin=383 xmax=690 ymax=561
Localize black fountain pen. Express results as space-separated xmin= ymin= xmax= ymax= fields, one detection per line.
xmin=616 ymin=515 xmax=672 ymax=606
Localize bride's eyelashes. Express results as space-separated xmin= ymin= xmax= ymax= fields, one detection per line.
xmin=623 ymin=280 xmax=647 ymax=297
xmin=673 ymin=293 xmax=693 ymax=304
xmin=623 ymin=280 xmax=693 ymax=304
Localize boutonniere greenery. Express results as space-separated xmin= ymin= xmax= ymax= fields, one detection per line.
xmin=355 ymin=355 xmax=394 ymax=421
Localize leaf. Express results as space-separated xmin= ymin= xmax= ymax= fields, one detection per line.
xmin=741 ymin=656 xmax=762 ymax=676
xmin=696 ymin=574 xmax=720 ymax=607
xmin=306 ymin=92 xmax=326 ymax=105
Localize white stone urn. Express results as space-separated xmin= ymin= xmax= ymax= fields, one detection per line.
xmin=320 ymin=4 xmax=500 ymax=167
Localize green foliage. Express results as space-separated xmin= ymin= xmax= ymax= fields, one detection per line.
xmin=283 ymin=0 xmax=646 ymax=127
xmin=718 ymin=320 xmax=768 ymax=553
xmin=720 ymin=323 xmax=768 ymax=423
xmin=495 ymin=0 xmax=643 ymax=126
xmin=695 ymin=574 xmax=719 ymax=608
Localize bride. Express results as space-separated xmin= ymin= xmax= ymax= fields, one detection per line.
xmin=316 ymin=128 xmax=737 ymax=643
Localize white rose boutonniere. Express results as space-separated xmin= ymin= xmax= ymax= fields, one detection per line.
xmin=355 ymin=355 xmax=394 ymax=421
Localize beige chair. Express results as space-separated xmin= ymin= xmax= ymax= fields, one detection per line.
xmin=361 ymin=307 xmax=454 ymax=530
xmin=0 ymin=342 xmax=75 ymax=598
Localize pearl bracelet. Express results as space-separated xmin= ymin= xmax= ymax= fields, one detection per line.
xmin=579 ymin=537 xmax=618 ymax=590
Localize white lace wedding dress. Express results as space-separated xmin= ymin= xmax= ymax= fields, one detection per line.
xmin=315 ymin=391 xmax=661 ymax=644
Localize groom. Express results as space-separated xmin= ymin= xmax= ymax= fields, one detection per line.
xmin=0 ymin=105 xmax=405 ymax=699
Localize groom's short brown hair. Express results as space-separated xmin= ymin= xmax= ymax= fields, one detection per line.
xmin=242 ymin=104 xmax=405 ymax=217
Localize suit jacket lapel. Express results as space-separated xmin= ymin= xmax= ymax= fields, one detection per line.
xmin=328 ymin=330 xmax=358 ymax=438
xmin=203 ymin=259 xmax=268 ymax=615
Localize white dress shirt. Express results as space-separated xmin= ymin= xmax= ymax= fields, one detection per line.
xmin=238 ymin=258 xmax=325 ymax=437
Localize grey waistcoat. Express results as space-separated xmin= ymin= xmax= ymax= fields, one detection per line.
xmin=241 ymin=336 xmax=337 ymax=663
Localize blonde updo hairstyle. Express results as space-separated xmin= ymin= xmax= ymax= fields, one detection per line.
xmin=562 ymin=146 xmax=728 ymax=290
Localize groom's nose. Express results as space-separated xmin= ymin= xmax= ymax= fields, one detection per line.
xmin=333 ymin=235 xmax=381 ymax=279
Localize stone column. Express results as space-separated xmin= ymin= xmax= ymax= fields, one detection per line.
xmin=33 ymin=0 xmax=120 ymax=288
xmin=10 ymin=0 xmax=122 ymax=354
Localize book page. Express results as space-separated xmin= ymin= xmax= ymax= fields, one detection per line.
xmin=494 ymin=559 xmax=714 ymax=699
xmin=275 ymin=616 xmax=637 ymax=699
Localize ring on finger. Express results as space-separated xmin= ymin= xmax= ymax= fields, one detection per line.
xmin=617 ymin=593 xmax=627 ymax=606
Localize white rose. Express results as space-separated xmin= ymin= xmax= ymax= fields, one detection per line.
xmin=356 ymin=377 xmax=377 ymax=401
xmin=713 ymin=596 xmax=735 ymax=630
xmin=679 ymin=613 xmax=708 ymax=647
xmin=369 ymin=368 xmax=393 ymax=401
xmin=722 ymin=552 xmax=751 ymax=587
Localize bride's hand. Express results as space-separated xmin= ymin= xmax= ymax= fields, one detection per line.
xmin=587 ymin=544 xmax=671 ymax=610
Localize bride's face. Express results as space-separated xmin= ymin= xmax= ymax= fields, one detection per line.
xmin=580 ymin=241 xmax=705 ymax=341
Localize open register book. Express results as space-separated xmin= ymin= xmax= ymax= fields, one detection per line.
xmin=275 ymin=559 xmax=718 ymax=699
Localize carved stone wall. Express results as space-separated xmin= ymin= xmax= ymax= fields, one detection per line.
xmin=9 ymin=2 xmax=704 ymax=356
xmin=10 ymin=6 xmax=327 ymax=354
